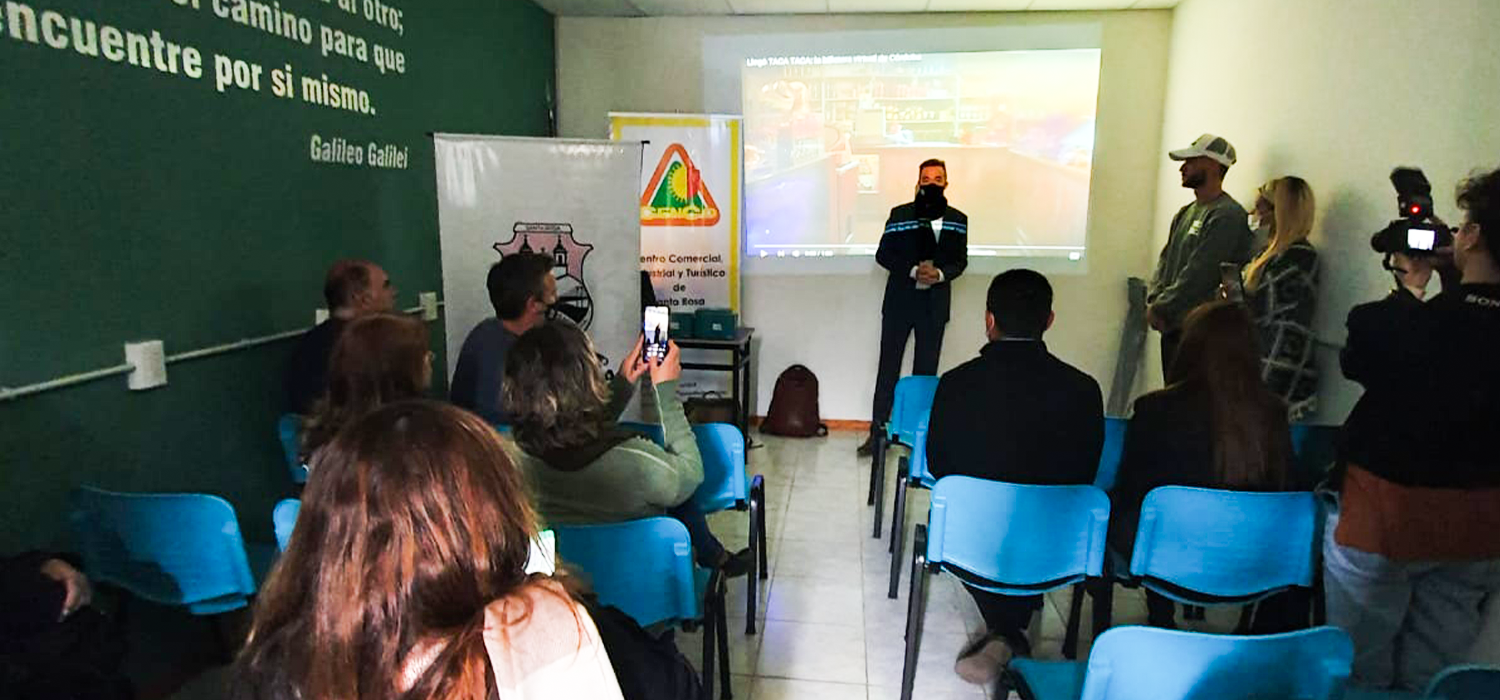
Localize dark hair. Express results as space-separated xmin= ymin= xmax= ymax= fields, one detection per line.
xmin=301 ymin=313 xmax=429 ymax=459
xmin=503 ymin=320 xmax=613 ymax=454
xmin=1457 ymin=166 xmax=1500 ymax=266
xmin=488 ymin=253 xmax=553 ymax=320
xmin=918 ymin=158 xmax=946 ymax=176
xmin=323 ymin=259 xmax=373 ymax=310
xmin=987 ymin=269 xmax=1053 ymax=339
xmin=1167 ymin=301 xmax=1291 ymax=489
xmin=233 ymin=401 xmax=576 ymax=700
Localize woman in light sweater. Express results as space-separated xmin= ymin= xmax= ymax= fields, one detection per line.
xmin=232 ymin=400 xmax=623 ymax=700
xmin=504 ymin=320 xmax=750 ymax=577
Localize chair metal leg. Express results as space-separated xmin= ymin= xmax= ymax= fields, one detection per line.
xmin=887 ymin=464 xmax=909 ymax=600
xmin=1235 ymin=603 xmax=1256 ymax=635
xmin=1063 ymin=582 xmax=1085 ymax=660
xmin=867 ymin=432 xmax=881 ymax=506
xmin=746 ymin=492 xmax=759 ymax=636
xmin=871 ymin=434 xmax=887 ymax=537
xmin=702 ymin=571 xmax=721 ymax=699
xmin=754 ymin=480 xmax=769 ymax=582
xmin=716 ymin=579 xmax=733 ymax=700
xmin=1090 ymin=576 xmax=1113 ymax=644
xmin=899 ymin=525 xmax=929 ymax=700
xmin=888 ymin=456 xmax=907 ymax=554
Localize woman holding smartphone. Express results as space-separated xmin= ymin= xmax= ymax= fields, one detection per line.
xmin=503 ymin=320 xmax=752 ymax=577
xmin=1237 ymin=176 xmax=1321 ymax=420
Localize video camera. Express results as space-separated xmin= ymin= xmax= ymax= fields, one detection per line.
xmin=1371 ymin=167 xmax=1454 ymax=264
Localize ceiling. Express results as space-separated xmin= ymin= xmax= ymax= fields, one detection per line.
xmin=532 ymin=0 xmax=1179 ymax=17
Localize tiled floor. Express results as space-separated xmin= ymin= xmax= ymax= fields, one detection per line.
xmin=666 ymin=430 xmax=1234 ymax=700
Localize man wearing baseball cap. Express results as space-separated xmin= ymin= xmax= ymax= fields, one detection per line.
xmin=1146 ymin=133 xmax=1254 ymax=376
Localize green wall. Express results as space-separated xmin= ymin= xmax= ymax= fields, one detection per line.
xmin=0 ymin=0 xmax=556 ymax=551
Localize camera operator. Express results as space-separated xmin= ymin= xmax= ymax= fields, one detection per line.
xmin=1324 ymin=166 xmax=1500 ymax=691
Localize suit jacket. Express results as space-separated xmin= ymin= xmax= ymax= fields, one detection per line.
xmin=926 ymin=340 xmax=1104 ymax=486
xmin=876 ymin=202 xmax=969 ymax=322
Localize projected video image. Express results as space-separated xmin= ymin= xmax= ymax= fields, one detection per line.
xmin=742 ymin=49 xmax=1101 ymax=261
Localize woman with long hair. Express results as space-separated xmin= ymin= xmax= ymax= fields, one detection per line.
xmin=503 ymin=320 xmax=750 ymax=576
xmin=1239 ymin=176 xmax=1321 ymax=420
xmin=231 ymin=400 xmax=623 ymax=700
xmin=1110 ymin=301 xmax=1304 ymax=630
xmin=299 ymin=312 xmax=432 ymax=461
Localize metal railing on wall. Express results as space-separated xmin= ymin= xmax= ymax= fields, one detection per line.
xmin=0 ymin=302 xmax=443 ymax=403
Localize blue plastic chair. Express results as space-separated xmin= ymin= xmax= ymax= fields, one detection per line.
xmin=69 ymin=486 xmax=260 ymax=615
xmin=1093 ymin=417 xmax=1129 ymax=492
xmin=1291 ymin=423 xmax=1340 ymax=483
xmin=898 ymin=476 xmax=1110 ymax=700
xmin=1427 ymin=664 xmax=1500 ymax=700
xmin=553 ymin=517 xmax=732 ymax=699
xmin=692 ymin=423 xmax=770 ymax=635
xmin=273 ymin=499 xmax=301 ymax=552
xmin=1345 ymin=663 xmax=1500 ymax=700
xmin=869 ymin=375 xmax=940 ymax=538
xmin=886 ymin=407 xmax=935 ymax=598
xmin=1008 ymin=625 xmax=1353 ymax=700
xmin=277 ymin=414 xmax=309 ymax=485
xmin=1130 ymin=486 xmax=1318 ymax=601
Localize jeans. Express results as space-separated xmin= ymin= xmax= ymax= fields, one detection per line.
xmin=963 ymin=586 xmax=1043 ymax=656
xmin=1323 ymin=508 xmax=1500 ymax=690
xmin=667 ymin=501 xmax=726 ymax=566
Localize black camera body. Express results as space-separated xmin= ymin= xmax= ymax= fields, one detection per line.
xmin=1371 ymin=167 xmax=1454 ymax=258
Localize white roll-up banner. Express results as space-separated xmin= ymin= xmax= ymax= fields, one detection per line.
xmin=433 ymin=135 xmax=644 ymax=395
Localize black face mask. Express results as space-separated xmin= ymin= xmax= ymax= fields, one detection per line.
xmin=914 ymin=184 xmax=947 ymax=219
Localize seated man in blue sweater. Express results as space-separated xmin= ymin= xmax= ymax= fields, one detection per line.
xmin=926 ymin=269 xmax=1104 ymax=686
xmin=449 ymin=252 xmax=556 ymax=424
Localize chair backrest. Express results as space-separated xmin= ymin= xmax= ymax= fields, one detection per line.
xmin=927 ymin=476 xmax=1109 ymax=594
xmin=277 ymin=414 xmax=309 ymax=484
xmin=69 ymin=486 xmax=257 ymax=615
xmin=1094 ymin=416 xmax=1128 ymax=491
xmin=553 ymin=517 xmax=701 ymax=628
xmin=618 ymin=420 xmax=666 ymax=447
xmin=1427 ymin=664 xmax=1500 ymax=700
xmin=691 ymin=423 xmax=748 ymax=513
xmin=1078 ymin=625 xmax=1353 ymax=700
xmin=887 ymin=375 xmax=939 ymax=444
xmin=273 ymin=499 xmax=301 ymax=552
xmin=1129 ymin=486 xmax=1318 ymax=600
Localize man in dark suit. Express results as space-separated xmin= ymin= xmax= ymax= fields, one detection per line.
xmin=283 ymin=259 xmax=397 ymax=414
xmin=925 ymin=269 xmax=1104 ymax=686
xmin=860 ymin=158 xmax=969 ymax=456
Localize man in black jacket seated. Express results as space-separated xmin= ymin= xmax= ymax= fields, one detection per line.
xmin=925 ymin=269 xmax=1105 ymax=686
xmin=860 ymin=158 xmax=969 ymax=456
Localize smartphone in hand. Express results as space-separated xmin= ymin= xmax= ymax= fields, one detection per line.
xmin=643 ymin=305 xmax=670 ymax=361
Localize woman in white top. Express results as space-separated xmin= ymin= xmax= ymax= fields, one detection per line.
xmin=231 ymin=400 xmax=623 ymax=700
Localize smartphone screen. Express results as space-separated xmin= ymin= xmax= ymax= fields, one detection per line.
xmin=643 ymin=305 xmax=670 ymax=361
xmin=1407 ymin=227 xmax=1437 ymax=251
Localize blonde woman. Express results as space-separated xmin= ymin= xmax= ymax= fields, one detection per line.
xmin=1240 ymin=177 xmax=1320 ymax=420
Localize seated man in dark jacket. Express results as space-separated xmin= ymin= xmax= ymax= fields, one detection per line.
xmin=925 ymin=269 xmax=1104 ymax=686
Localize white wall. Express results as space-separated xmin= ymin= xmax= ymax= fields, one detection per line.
xmin=1151 ymin=0 xmax=1500 ymax=423
xmin=559 ymin=11 xmax=1174 ymax=420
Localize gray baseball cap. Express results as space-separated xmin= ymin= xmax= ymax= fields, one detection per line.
xmin=1169 ymin=133 xmax=1237 ymax=167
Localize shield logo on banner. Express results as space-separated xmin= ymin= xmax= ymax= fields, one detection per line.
xmin=641 ymin=143 xmax=721 ymax=226
xmin=493 ymin=223 xmax=595 ymax=329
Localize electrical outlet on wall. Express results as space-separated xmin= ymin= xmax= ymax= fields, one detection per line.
xmin=419 ymin=292 xmax=439 ymax=321
xmin=124 ymin=340 xmax=167 ymax=390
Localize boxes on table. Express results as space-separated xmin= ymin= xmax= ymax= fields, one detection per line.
xmin=669 ymin=312 xmax=696 ymax=339
xmin=693 ymin=308 xmax=738 ymax=340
